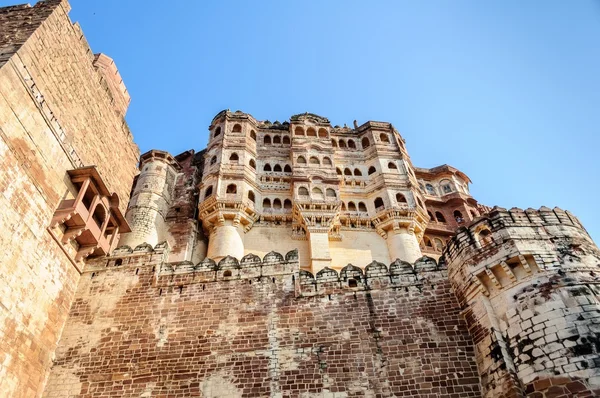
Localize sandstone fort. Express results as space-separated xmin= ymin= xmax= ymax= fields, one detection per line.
xmin=0 ymin=1 xmax=599 ymax=397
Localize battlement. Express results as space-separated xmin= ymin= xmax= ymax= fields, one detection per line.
xmin=443 ymin=206 xmax=593 ymax=269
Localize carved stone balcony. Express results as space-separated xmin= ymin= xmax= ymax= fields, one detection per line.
xmin=50 ymin=167 xmax=130 ymax=262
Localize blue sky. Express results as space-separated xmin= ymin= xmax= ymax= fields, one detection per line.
xmin=13 ymin=1 xmax=600 ymax=241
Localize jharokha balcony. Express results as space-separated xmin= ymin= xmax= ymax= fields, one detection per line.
xmin=50 ymin=167 xmax=130 ymax=262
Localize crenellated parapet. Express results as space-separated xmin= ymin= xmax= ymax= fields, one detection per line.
xmin=298 ymin=255 xmax=448 ymax=297
xmin=444 ymin=206 xmax=600 ymax=397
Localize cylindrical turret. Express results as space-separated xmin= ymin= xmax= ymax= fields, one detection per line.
xmin=445 ymin=206 xmax=600 ymax=397
xmin=119 ymin=150 xmax=180 ymax=248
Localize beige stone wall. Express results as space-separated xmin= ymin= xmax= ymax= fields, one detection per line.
xmin=0 ymin=1 xmax=139 ymax=396
xmin=329 ymin=229 xmax=391 ymax=269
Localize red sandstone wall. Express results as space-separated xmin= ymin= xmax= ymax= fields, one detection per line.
xmin=0 ymin=1 xmax=139 ymax=396
xmin=44 ymin=252 xmax=481 ymax=397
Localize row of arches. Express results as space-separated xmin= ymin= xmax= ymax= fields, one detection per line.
xmin=297 ymin=186 xmax=337 ymax=199
xmin=294 ymin=126 xmax=329 ymax=138
xmin=331 ymin=133 xmax=392 ymax=150
xmin=263 ymin=134 xmax=291 ymax=145
xmin=336 ymin=162 xmax=399 ymax=177
xmin=296 ymin=156 xmax=333 ymax=166
xmin=264 ymin=163 xmax=292 ymax=173
xmin=213 ymin=124 xmax=258 ymax=141
xmin=421 ymin=179 xmax=457 ymax=197
xmin=263 ymin=198 xmax=293 ymax=210
xmin=422 ymin=236 xmax=445 ymax=252
xmin=427 ymin=209 xmax=469 ymax=224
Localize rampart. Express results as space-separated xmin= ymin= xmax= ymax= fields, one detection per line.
xmin=444 ymin=206 xmax=600 ymax=397
xmin=44 ymin=245 xmax=481 ymax=397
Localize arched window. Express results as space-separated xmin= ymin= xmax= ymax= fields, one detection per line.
xmin=248 ymin=191 xmax=255 ymax=203
xmin=361 ymin=137 xmax=370 ymax=148
xmin=344 ymin=168 xmax=352 ymax=176
xmin=309 ymin=156 xmax=320 ymax=166
xmin=298 ymin=187 xmax=309 ymax=196
xmin=326 ymin=188 xmax=336 ymax=198
xmin=249 ymin=159 xmax=256 ymax=169
xmin=274 ymin=164 xmax=282 ymax=172
xmin=250 ymin=130 xmax=256 ymax=141
xmin=434 ymin=238 xmax=444 ymax=251
xmin=380 ymin=133 xmax=390 ymax=143
xmin=223 ymin=270 xmax=232 ymax=277
xmin=284 ymin=165 xmax=292 ymax=173
xmin=297 ymin=156 xmax=307 ymax=165
xmin=388 ymin=162 xmax=397 ymax=170
xmin=454 ymin=210 xmax=465 ymax=224
xmin=348 ymin=202 xmax=357 ymax=211
xmin=210 ymin=156 xmax=217 ymax=165
xmin=479 ymin=229 xmax=493 ymax=245
xmin=368 ymin=166 xmax=376 ymax=175
xmin=423 ymin=236 xmax=433 ymax=247
xmin=425 ymin=184 xmax=436 ymax=196
xmin=226 ymin=184 xmax=237 ymax=194
xmin=283 ymin=136 xmax=290 ymax=145
xmin=318 ymin=128 xmax=328 ymax=138
xmin=396 ymin=193 xmax=407 ymax=203
xmin=214 ymin=126 xmax=222 ymax=137
xmin=263 ymin=198 xmax=271 ymax=208
xmin=341 ymin=202 xmax=347 ymax=211
xmin=440 ymin=179 xmax=453 ymax=194
xmin=348 ymin=140 xmax=356 ymax=149
xmin=427 ymin=211 xmax=434 ymax=220
xmin=435 ymin=211 xmax=446 ymax=223
xmin=264 ymin=164 xmax=272 ymax=172
xmin=339 ymin=140 xmax=347 ymax=148
xmin=284 ymin=199 xmax=292 ymax=209
xmin=264 ymin=135 xmax=271 ymax=145
xmin=331 ymin=139 xmax=338 ymax=147
xmin=336 ymin=168 xmax=342 ymax=175
xmin=323 ymin=157 xmax=332 ymax=166
xmin=204 ymin=186 xmax=213 ymax=198
xmin=354 ymin=168 xmax=362 ymax=176
xmin=358 ymin=202 xmax=367 ymax=212
xmin=232 ymin=124 xmax=242 ymax=133
xmin=229 ymin=153 xmax=239 ymax=162
xmin=273 ymin=198 xmax=282 ymax=209
xmin=312 ymin=187 xmax=324 ymax=199
xmin=470 ymin=210 xmax=478 ymax=218
xmin=92 ymin=204 xmax=106 ymax=229
xmin=374 ymin=197 xmax=385 ymax=210
xmin=273 ymin=135 xmax=281 ymax=144
xmin=295 ymin=126 xmax=305 ymax=136
xmin=307 ymin=127 xmax=317 ymax=137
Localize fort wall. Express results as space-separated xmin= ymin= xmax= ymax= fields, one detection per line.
xmin=44 ymin=248 xmax=481 ymax=397
xmin=0 ymin=1 xmax=139 ymax=396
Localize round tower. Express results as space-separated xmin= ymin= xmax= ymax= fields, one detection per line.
xmin=199 ymin=111 xmax=259 ymax=261
xmin=119 ymin=150 xmax=180 ymax=248
xmin=445 ymin=206 xmax=600 ymax=397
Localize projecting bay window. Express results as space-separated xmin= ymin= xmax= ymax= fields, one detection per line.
xmin=50 ymin=166 xmax=130 ymax=261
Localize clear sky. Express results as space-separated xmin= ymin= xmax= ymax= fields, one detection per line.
xmin=9 ymin=0 xmax=600 ymax=241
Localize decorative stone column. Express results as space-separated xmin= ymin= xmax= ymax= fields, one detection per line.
xmin=198 ymin=195 xmax=258 ymax=262
xmin=293 ymin=200 xmax=339 ymax=273
xmin=372 ymin=207 xmax=427 ymax=264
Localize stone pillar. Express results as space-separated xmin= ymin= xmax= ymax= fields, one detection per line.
xmin=386 ymin=229 xmax=422 ymax=263
xmin=206 ymin=223 xmax=244 ymax=262
xmin=119 ymin=150 xmax=179 ymax=249
xmin=308 ymin=232 xmax=332 ymax=273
